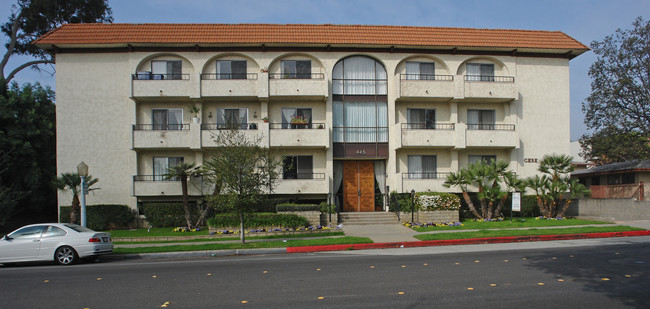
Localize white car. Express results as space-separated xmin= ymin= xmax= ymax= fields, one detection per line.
xmin=0 ymin=223 xmax=113 ymax=265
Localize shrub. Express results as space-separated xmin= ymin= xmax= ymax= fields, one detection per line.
xmin=141 ymin=203 xmax=214 ymax=227
xmin=276 ymin=203 xmax=319 ymax=212
xmin=207 ymin=213 xmax=310 ymax=229
xmin=59 ymin=204 xmax=136 ymax=230
xmin=388 ymin=191 xmax=413 ymax=212
xmin=319 ymin=202 xmax=336 ymax=214
xmin=415 ymin=192 xmax=461 ymax=211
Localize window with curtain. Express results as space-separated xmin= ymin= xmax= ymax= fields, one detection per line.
xmin=153 ymin=157 xmax=184 ymax=181
xmin=408 ymin=155 xmax=437 ymax=179
xmin=216 ymin=108 xmax=248 ymax=130
xmin=281 ymin=60 xmax=311 ymax=79
xmin=151 ymin=60 xmax=182 ymax=80
xmin=467 ymin=109 xmax=495 ymax=130
xmin=282 ymin=156 xmax=313 ymax=179
xmin=407 ymin=109 xmax=435 ymax=129
xmin=333 ymin=56 xmax=387 ymax=95
xmin=152 ymin=109 xmax=183 ymax=130
xmin=281 ymin=108 xmax=312 ymax=129
xmin=468 ymin=155 xmax=497 ymax=165
xmin=466 ymin=63 xmax=494 ymax=81
xmin=216 ymin=60 xmax=247 ymax=79
xmin=406 ymin=62 xmax=435 ymax=80
xmin=333 ymin=101 xmax=387 ymax=143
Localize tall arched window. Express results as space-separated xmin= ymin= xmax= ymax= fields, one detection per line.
xmin=332 ymin=56 xmax=388 ymax=152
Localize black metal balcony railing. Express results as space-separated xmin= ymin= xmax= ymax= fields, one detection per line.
xmin=402 ymin=172 xmax=451 ymax=180
xmin=467 ymin=124 xmax=516 ymax=131
xmin=269 ymin=73 xmax=325 ymax=79
xmin=201 ymin=123 xmax=258 ymax=130
xmin=133 ymin=175 xmax=179 ymax=182
xmin=132 ymin=73 xmax=190 ymax=80
xmin=400 ymin=74 xmax=454 ymax=81
xmin=281 ymin=173 xmax=326 ymax=180
xmin=133 ymin=124 xmax=190 ymax=131
xmin=200 ymin=73 xmax=258 ymax=80
xmin=464 ymin=75 xmax=515 ymax=82
xmin=401 ymin=123 xmax=455 ymax=130
xmin=269 ymin=123 xmax=325 ymax=130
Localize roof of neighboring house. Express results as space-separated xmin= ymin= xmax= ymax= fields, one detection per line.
xmin=572 ymin=160 xmax=650 ymax=177
xmin=33 ymin=23 xmax=589 ymax=56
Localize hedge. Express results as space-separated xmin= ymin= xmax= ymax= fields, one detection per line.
xmin=457 ymin=193 xmax=541 ymax=218
xmin=276 ymin=203 xmax=319 ymax=212
xmin=415 ymin=192 xmax=461 ymax=211
xmin=59 ymin=204 xmax=136 ymax=230
xmin=207 ymin=213 xmax=310 ymax=229
xmin=141 ymin=203 xmax=214 ymax=227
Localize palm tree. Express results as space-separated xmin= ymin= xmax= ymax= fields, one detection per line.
xmin=164 ymin=162 xmax=198 ymax=229
xmin=444 ymin=169 xmax=482 ymax=219
xmin=53 ymin=173 xmax=99 ymax=224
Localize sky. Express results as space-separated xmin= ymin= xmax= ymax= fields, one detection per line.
xmin=2 ymin=0 xmax=649 ymax=141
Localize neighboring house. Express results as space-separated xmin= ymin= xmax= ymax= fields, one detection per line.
xmin=572 ymin=160 xmax=649 ymax=201
xmin=33 ymin=24 xmax=588 ymax=213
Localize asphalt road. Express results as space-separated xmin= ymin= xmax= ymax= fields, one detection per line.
xmin=2 ymin=239 xmax=650 ymax=309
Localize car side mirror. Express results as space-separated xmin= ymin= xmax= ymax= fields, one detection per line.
xmin=2 ymin=235 xmax=11 ymax=240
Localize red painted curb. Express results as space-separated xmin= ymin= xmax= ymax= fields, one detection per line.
xmin=285 ymin=230 xmax=650 ymax=253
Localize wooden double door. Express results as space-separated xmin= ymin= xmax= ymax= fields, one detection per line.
xmin=343 ymin=161 xmax=375 ymax=212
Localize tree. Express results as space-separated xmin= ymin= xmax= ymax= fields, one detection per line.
xmin=579 ymin=126 xmax=650 ymax=164
xmin=0 ymin=149 xmax=27 ymax=227
xmin=164 ymin=162 xmax=199 ymax=230
xmin=1 ymin=0 xmax=113 ymax=84
xmin=444 ymin=160 xmax=519 ymax=220
xmin=0 ymin=82 xmax=55 ymax=224
xmin=525 ymin=154 xmax=590 ymax=218
xmin=52 ymin=172 xmax=98 ymax=224
xmin=201 ymin=130 xmax=280 ymax=244
xmin=581 ymin=17 xmax=650 ymax=162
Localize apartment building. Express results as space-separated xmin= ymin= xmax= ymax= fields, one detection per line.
xmin=34 ymin=24 xmax=588 ymax=213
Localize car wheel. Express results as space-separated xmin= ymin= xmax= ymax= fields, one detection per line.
xmin=54 ymin=246 xmax=78 ymax=265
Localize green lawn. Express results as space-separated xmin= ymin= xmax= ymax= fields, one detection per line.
xmin=105 ymin=227 xmax=210 ymax=237
xmin=113 ymin=237 xmax=373 ymax=254
xmin=411 ymin=218 xmax=612 ymax=232
xmin=114 ymin=231 xmax=345 ymax=244
xmin=414 ymin=226 xmax=642 ymax=241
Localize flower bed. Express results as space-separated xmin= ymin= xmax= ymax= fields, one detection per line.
xmin=208 ymin=225 xmax=340 ymax=235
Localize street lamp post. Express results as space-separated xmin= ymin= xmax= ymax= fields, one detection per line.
xmin=77 ymin=161 xmax=89 ymax=227
xmin=410 ymin=189 xmax=415 ymax=223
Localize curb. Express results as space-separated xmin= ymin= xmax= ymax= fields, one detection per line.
xmin=286 ymin=230 xmax=650 ymax=253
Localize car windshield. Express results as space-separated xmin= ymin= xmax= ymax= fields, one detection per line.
xmin=63 ymin=224 xmax=95 ymax=233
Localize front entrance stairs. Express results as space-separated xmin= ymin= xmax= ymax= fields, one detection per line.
xmin=339 ymin=212 xmax=399 ymax=225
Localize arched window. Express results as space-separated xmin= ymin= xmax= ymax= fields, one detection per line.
xmin=333 ymin=56 xmax=387 ymax=95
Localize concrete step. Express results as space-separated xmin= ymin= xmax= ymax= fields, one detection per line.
xmin=339 ymin=212 xmax=399 ymax=225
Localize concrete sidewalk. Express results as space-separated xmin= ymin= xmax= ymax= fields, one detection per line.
xmin=341 ymin=224 xmax=419 ymax=243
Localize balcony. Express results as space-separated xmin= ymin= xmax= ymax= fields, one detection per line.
xmin=273 ymin=173 xmax=328 ymax=194
xmin=398 ymin=74 xmax=455 ymax=101
xmin=269 ymin=123 xmax=329 ymax=148
xmin=200 ymin=73 xmax=259 ymax=98
xmin=200 ymin=123 xmax=267 ymax=148
xmin=131 ymin=73 xmax=194 ymax=99
xmin=132 ymin=124 xmax=191 ymax=149
xmin=132 ymin=175 xmax=206 ymax=196
xmin=463 ymin=75 xmax=517 ymax=102
xmin=400 ymin=123 xmax=456 ymax=148
xmin=268 ymin=73 xmax=327 ymax=99
xmin=401 ymin=173 xmax=456 ymax=193
xmin=465 ymin=124 xmax=518 ymax=148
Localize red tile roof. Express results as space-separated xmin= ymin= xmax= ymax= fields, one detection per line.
xmin=34 ymin=23 xmax=589 ymax=52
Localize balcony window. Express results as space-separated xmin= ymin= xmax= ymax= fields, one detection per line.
xmin=153 ymin=157 xmax=184 ymax=181
xmin=407 ymin=108 xmax=435 ymax=129
xmin=333 ymin=56 xmax=387 ymax=95
xmin=467 ymin=109 xmax=495 ymax=130
xmin=408 ymin=155 xmax=437 ymax=179
xmin=406 ymin=62 xmax=435 ymax=80
xmin=281 ymin=108 xmax=312 ymax=129
xmin=466 ymin=63 xmax=494 ymax=82
xmin=217 ymin=108 xmax=248 ymax=130
xmin=216 ymin=60 xmax=247 ymax=79
xmin=468 ymin=155 xmax=497 ymax=165
xmin=151 ymin=60 xmax=182 ymax=80
xmin=283 ymin=155 xmax=313 ymax=179
xmin=281 ymin=60 xmax=311 ymax=79
xmin=152 ymin=109 xmax=183 ymax=130
xmin=333 ymin=101 xmax=388 ymax=143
